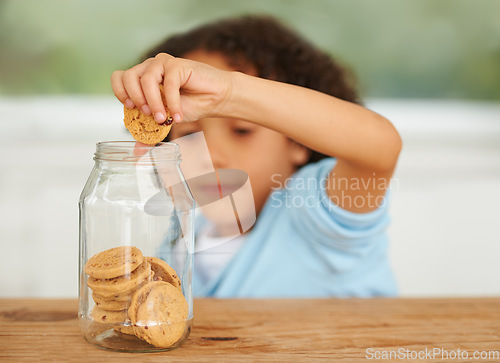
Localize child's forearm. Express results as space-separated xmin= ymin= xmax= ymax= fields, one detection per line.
xmin=221 ymin=71 xmax=402 ymax=172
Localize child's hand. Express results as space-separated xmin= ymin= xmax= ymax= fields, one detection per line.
xmin=111 ymin=53 xmax=232 ymax=123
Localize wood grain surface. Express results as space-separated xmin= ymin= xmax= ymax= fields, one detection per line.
xmin=0 ymin=298 xmax=499 ymax=362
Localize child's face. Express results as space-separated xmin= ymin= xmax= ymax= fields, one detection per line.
xmin=168 ymin=50 xmax=309 ymax=217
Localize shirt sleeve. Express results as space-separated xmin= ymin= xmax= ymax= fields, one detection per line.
xmin=286 ymin=158 xmax=392 ymax=249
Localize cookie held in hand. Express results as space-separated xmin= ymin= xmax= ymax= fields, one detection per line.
xmin=123 ymin=85 xmax=173 ymax=145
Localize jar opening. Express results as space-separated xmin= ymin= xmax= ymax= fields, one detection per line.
xmin=94 ymin=141 xmax=181 ymax=163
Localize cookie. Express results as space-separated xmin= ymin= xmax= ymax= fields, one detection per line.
xmin=91 ymin=306 xmax=134 ymax=336
xmin=123 ymin=85 xmax=173 ymax=145
xmin=115 ymin=325 xmax=136 ymax=336
xmin=85 ymin=246 xmax=143 ymax=279
xmin=91 ymin=306 xmax=129 ymax=324
xmin=128 ymin=281 xmax=188 ymax=348
xmin=87 ymin=260 xmax=152 ymax=297
xmin=93 ymin=291 xmax=135 ymax=302
xmin=92 ymin=292 xmax=131 ymax=311
xmin=91 ymin=271 xmax=154 ymax=301
xmin=146 ymin=257 xmax=182 ymax=291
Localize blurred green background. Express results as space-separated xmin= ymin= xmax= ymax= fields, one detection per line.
xmin=1 ymin=0 xmax=499 ymax=99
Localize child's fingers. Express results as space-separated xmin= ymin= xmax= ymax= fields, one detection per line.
xmin=111 ymin=71 xmax=134 ymax=108
xmin=140 ymin=60 xmax=168 ymax=123
xmin=122 ymin=63 xmax=152 ymax=115
xmin=112 ymin=54 xmax=185 ymax=123
xmin=154 ymin=54 xmax=184 ymax=123
xmin=162 ymin=73 xmax=183 ymax=123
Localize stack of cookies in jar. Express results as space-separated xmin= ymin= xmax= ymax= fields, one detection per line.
xmin=85 ymin=246 xmax=188 ymax=348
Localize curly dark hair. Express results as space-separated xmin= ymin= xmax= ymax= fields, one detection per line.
xmin=143 ymin=15 xmax=360 ymax=164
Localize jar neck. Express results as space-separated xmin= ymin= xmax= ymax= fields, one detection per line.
xmin=94 ymin=141 xmax=181 ymax=166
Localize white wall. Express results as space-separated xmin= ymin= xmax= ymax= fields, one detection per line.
xmin=371 ymin=99 xmax=500 ymax=296
xmin=1 ymin=97 xmax=499 ymax=297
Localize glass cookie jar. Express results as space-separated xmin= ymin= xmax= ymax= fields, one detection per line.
xmin=78 ymin=141 xmax=194 ymax=352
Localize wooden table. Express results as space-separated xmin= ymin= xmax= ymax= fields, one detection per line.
xmin=1 ymin=298 xmax=499 ymax=362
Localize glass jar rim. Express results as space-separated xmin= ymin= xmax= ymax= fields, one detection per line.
xmin=94 ymin=141 xmax=181 ymax=163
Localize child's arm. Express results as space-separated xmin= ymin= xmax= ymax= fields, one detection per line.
xmin=227 ymin=72 xmax=402 ymax=213
xmin=112 ymin=54 xmax=402 ymax=213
